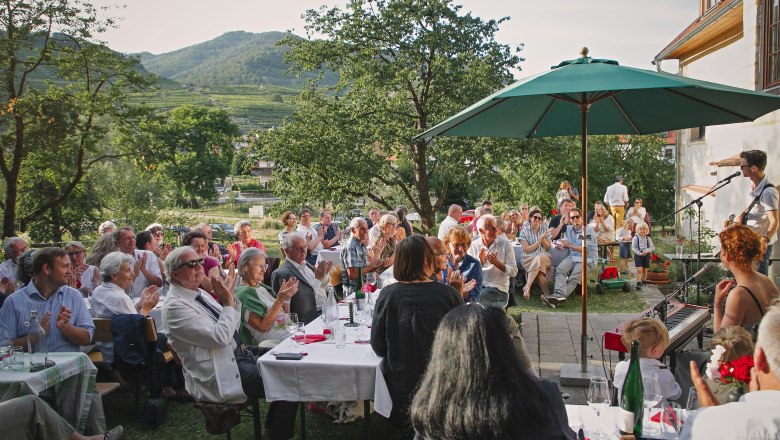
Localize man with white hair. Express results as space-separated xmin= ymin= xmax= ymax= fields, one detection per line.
xmin=340 ymin=217 xmax=386 ymax=292
xmin=114 ymin=227 xmax=162 ymax=298
xmin=163 ymin=246 xmax=298 ymax=439
xmin=437 ymin=204 xmax=463 ymax=240
xmin=682 ymin=302 xmax=780 ymax=439
xmin=548 ymin=207 xmax=597 ymax=306
xmin=272 ymin=232 xmax=333 ymax=324
xmin=98 ymin=220 xmax=117 ymax=235
xmin=0 ymin=237 xmax=28 ymax=292
xmin=467 ymin=214 xmax=517 ymax=305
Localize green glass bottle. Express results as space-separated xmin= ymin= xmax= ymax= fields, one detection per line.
xmin=619 ymin=340 xmax=644 ymax=437
xmin=355 ymin=266 xmax=364 ymax=300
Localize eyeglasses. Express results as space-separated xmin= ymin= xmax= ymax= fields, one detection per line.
xmin=153 ymin=231 xmax=164 ymax=237
xmin=451 ymin=243 xmax=467 ymax=249
xmin=178 ymin=258 xmax=204 ymax=269
xmin=532 ymin=216 xmax=542 ymax=220
xmin=67 ymin=251 xmax=84 ymax=256
xmin=569 ymin=215 xmax=580 ymax=220
xmin=253 ymin=263 xmax=269 ymax=271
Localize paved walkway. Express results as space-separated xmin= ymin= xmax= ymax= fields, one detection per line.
xmin=521 ymin=283 xmax=707 ymax=404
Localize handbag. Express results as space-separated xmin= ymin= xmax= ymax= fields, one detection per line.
xmin=143 ymin=397 xmax=167 ymax=427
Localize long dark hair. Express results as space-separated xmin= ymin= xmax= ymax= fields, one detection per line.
xmin=411 ymin=304 xmax=556 ymax=439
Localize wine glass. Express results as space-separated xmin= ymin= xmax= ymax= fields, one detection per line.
xmin=643 ymin=372 xmax=664 ymax=437
xmin=293 ymin=322 xmax=306 ymax=352
xmin=685 ymin=387 xmax=698 ymax=411
xmin=586 ymin=376 xmax=611 ymax=440
xmin=286 ymin=313 xmax=299 ymax=349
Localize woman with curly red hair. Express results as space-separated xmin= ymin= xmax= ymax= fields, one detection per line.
xmin=714 ymin=224 xmax=779 ymax=333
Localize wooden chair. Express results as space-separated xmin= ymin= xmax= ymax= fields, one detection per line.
xmin=262 ymin=256 xmax=281 ymax=286
xmin=90 ymin=318 xmax=121 ymax=397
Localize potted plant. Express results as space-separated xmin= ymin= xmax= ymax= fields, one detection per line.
xmin=645 ymin=252 xmax=672 ymax=284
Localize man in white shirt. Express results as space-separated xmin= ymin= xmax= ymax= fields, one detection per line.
xmin=681 ymin=302 xmax=780 ymax=440
xmin=114 ymin=227 xmax=163 ymax=298
xmin=548 ymin=208 xmax=597 ymax=306
xmin=468 ymin=214 xmax=517 ymax=306
xmin=273 ymin=232 xmax=333 ymax=324
xmin=0 ymin=237 xmax=28 ymax=292
xmin=437 ymin=204 xmax=463 ymax=240
xmin=603 ymin=176 xmax=629 ymax=225
xmin=297 ymin=208 xmax=325 ymax=266
xmin=738 ymin=150 xmax=778 ymax=276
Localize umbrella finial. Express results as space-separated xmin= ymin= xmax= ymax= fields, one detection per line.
xmin=579 ymin=47 xmax=590 ymax=58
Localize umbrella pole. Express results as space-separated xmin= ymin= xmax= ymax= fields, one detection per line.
xmin=579 ymin=103 xmax=589 ymax=374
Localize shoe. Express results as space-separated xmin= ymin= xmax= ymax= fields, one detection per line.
xmin=636 ymin=282 xmax=643 ymax=289
xmin=540 ymin=295 xmax=556 ymax=309
xmin=103 ymin=426 xmax=123 ymax=440
xmin=550 ymin=294 xmax=567 ymax=305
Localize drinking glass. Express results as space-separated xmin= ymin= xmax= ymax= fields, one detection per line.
xmin=293 ymin=322 xmax=306 ymax=352
xmin=663 ymin=402 xmax=683 ymax=438
xmin=643 ymin=372 xmax=664 ymax=437
xmin=675 ymin=245 xmax=683 ymax=258
xmin=586 ymin=376 xmax=611 ymax=440
xmin=0 ymin=345 xmax=11 ymax=370
xmin=285 ymin=313 xmax=298 ymax=349
xmin=334 ymin=324 xmax=346 ymax=349
xmin=685 ymin=387 xmax=698 ymax=411
xmin=10 ymin=346 xmax=25 ymax=371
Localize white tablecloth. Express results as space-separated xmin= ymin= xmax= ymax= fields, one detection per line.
xmin=257 ymin=304 xmax=392 ymax=417
xmin=566 ymin=404 xmax=687 ymax=439
xmin=315 ymin=247 xmax=343 ymax=267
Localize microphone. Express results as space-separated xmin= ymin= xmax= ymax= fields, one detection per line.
xmin=683 ymin=262 xmax=717 ymax=284
xmin=719 ymin=171 xmax=741 ymax=182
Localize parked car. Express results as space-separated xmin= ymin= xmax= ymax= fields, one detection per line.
xmin=210 ymin=223 xmax=238 ymax=241
xmin=460 ymin=209 xmax=475 ymax=224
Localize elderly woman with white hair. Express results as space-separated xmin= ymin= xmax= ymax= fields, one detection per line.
xmin=371 ymin=214 xmax=398 ymax=274
xmin=226 ymin=219 xmax=265 ymax=265
xmin=65 ymin=241 xmax=101 ymax=294
xmin=162 ymin=246 xmax=298 ymax=439
xmin=90 ymin=252 xmax=159 ymax=363
xmin=235 ymin=247 xmax=299 ymax=345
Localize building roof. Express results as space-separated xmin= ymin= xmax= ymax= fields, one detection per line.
xmin=708 ymin=154 xmax=741 ymax=167
xmin=681 ymin=184 xmax=717 ymax=196
xmin=654 ymin=0 xmax=742 ymax=64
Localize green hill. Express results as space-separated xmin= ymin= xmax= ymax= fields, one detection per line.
xmin=139 ymin=31 xmax=331 ymax=88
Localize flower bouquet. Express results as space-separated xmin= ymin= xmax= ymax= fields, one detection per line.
xmin=705 ymin=345 xmax=754 ymax=401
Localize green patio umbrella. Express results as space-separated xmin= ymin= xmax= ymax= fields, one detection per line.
xmin=414 ymin=48 xmax=780 ymax=379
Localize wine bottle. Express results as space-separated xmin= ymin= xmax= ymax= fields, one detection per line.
xmin=619 ymin=340 xmax=644 ymax=437
xmin=355 ymin=266 xmax=364 ymax=311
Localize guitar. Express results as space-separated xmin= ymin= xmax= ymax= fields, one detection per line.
xmin=723 ymin=214 xmax=736 ymax=228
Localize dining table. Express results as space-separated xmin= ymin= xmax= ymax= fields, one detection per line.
xmin=566 ymin=404 xmax=688 ymax=439
xmin=0 ymin=351 xmax=97 ymax=432
xmin=257 ymin=295 xmax=389 ymax=440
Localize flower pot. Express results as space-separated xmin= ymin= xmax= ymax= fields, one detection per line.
xmin=645 ymin=271 xmax=671 ymax=284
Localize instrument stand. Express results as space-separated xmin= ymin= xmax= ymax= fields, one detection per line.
xmin=659 ymin=174 xmax=738 ymax=303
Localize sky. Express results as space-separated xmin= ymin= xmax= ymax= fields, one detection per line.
xmin=93 ymin=0 xmax=700 ymax=77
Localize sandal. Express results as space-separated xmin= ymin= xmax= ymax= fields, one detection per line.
xmin=522 ymin=286 xmax=531 ymax=299
xmin=103 ymin=425 xmax=123 ymax=440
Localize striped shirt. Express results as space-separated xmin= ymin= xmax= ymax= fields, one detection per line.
xmin=0 ymin=280 xmax=94 ymax=352
xmin=518 ymin=224 xmax=550 ymax=257
xmin=340 ymin=237 xmax=368 ymax=289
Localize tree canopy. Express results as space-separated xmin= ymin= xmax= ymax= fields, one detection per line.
xmin=259 ymin=0 xmax=522 ymax=232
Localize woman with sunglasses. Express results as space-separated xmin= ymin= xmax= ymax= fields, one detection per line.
xmin=235 ymin=247 xmax=299 ymax=345
xmin=65 ymin=241 xmax=101 ymax=294
xmin=444 ymin=226 xmax=482 ymax=302
xmin=518 ymin=208 xmax=553 ymax=304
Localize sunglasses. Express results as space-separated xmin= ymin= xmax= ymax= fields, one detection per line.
xmin=178 ymin=258 xmax=204 ymax=269
xmin=569 ymin=215 xmax=580 ymax=220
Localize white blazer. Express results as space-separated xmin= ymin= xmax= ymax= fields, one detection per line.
xmin=162 ymin=283 xmax=246 ymax=404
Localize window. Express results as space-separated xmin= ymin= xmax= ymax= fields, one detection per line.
xmin=690 ymin=126 xmax=706 ymax=140
xmin=765 ymin=0 xmax=780 ymax=89
xmin=704 ymin=0 xmax=720 ymax=12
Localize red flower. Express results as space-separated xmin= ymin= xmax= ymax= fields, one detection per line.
xmin=718 ymin=355 xmax=754 ymax=384
xmin=361 ymin=283 xmax=377 ymax=293
xmin=651 ymin=254 xmax=659 ymax=261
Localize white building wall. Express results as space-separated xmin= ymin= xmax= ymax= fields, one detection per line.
xmin=675 ymin=1 xmax=779 ymax=280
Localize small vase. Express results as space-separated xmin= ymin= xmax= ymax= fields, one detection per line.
xmin=726 ymin=386 xmax=745 ymax=403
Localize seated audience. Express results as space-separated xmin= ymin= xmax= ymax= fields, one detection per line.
xmin=235 ymin=247 xmax=298 ymax=345
xmin=0 ymin=395 xmax=122 ymax=440
xmin=372 ymin=236 xmax=463 ymax=429
xmin=162 ymin=247 xmax=297 ymax=439
xmin=65 ymin=241 xmax=101 ymax=294
xmin=613 ymin=317 xmax=681 ymax=403
xmin=396 ymin=205 xmax=412 ymax=240
xmin=548 ymin=199 xmax=574 ymax=240
xmin=705 ymin=326 xmax=756 ymax=404
xmin=467 ymin=214 xmax=518 ymax=308
xmin=548 ymin=208 xmax=597 ymax=306
xmin=502 ymin=210 xmax=521 ymax=241
xmin=86 ymin=233 xmax=116 ymax=268
xmin=410 ymin=304 xmax=575 ymax=440
xmin=114 ymin=227 xmax=163 ymax=299
xmin=371 ymin=214 xmax=398 ymax=274
xmin=98 ymin=220 xmax=117 ymax=236
xmin=273 ymin=232 xmax=332 ymax=324
xmin=626 ymin=197 xmax=648 ymax=227
xmin=0 ymin=237 xmax=28 ymax=293
xmin=278 ymin=210 xmax=298 ymax=253
xmin=426 ymin=236 xmax=473 ymax=298
xmin=341 ymin=217 xmax=387 ymax=293
xmin=145 ymin=223 xmax=172 ymax=260
xmin=297 ymin=208 xmax=325 ymax=266
xmin=682 ymin=302 xmax=780 ymax=439
xmin=315 ymin=209 xmax=345 ymax=249
xmin=0 ymin=247 xmax=112 ymax=436
xmin=518 ymin=208 xmax=552 ymax=302
xmin=713 ymin=224 xmax=779 ymax=333
xmin=368 ymin=209 xmax=388 ymax=243
xmin=182 ymin=229 xmax=223 ymax=295
xmin=588 ymin=201 xmax=615 ymax=258
xmin=437 ymin=204 xmax=462 ymax=240
xmin=194 ymin=222 xmax=226 ymax=264
xmin=227 ymin=219 xmax=266 ymax=265
xmin=444 ymin=226 xmax=482 ymax=302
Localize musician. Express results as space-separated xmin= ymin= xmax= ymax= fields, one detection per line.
xmin=737 ymin=150 xmax=778 ymax=276
xmin=713 ymin=225 xmax=779 ymax=334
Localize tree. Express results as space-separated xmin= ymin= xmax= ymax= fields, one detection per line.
xmin=0 ymin=0 xmax=155 ymax=237
xmin=126 ymin=105 xmax=240 ymax=208
xmin=261 ymin=0 xmax=521 ymax=233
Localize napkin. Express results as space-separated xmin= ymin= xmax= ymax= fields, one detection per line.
xmin=292 ymin=334 xmax=327 ymax=344
xmin=650 ymin=408 xmax=680 ymax=427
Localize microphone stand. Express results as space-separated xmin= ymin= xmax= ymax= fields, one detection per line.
xmin=658 ymin=173 xmax=739 ymax=304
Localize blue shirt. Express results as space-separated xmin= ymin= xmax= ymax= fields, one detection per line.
xmin=564 ymin=224 xmax=598 ymax=264
xmin=340 ymin=237 xmax=368 ymax=289
xmin=446 ymin=254 xmax=483 ymax=302
xmin=0 ymin=280 xmax=95 ymax=352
